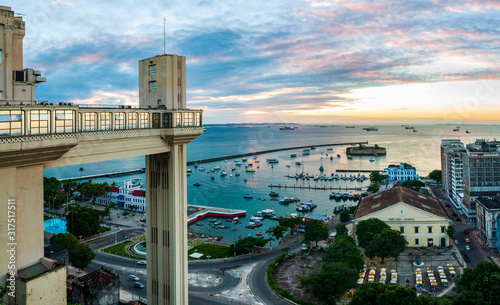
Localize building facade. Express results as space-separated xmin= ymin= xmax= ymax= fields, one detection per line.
xmin=95 ymin=179 xmax=146 ymax=211
xmin=353 ymin=186 xmax=452 ymax=247
xmin=462 ymin=140 xmax=500 ymax=222
xmin=475 ymin=197 xmax=500 ymax=252
xmin=383 ymin=163 xmax=419 ymax=182
xmin=0 ymin=6 xmax=46 ymax=103
xmin=71 ymin=267 xmax=120 ymax=305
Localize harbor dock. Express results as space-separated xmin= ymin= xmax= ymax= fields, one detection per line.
xmin=268 ymin=184 xmax=363 ymax=191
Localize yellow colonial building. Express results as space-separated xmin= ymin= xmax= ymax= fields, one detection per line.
xmin=353 ymin=186 xmax=452 ymax=247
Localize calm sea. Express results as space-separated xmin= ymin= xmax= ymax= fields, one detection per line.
xmin=44 ymin=124 xmax=500 ymax=244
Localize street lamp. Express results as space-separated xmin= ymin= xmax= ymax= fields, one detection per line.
xmin=206 ymin=255 xmax=211 ymax=270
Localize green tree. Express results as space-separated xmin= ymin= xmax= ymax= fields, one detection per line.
xmin=429 ymin=169 xmax=442 ymax=184
xmin=365 ymin=228 xmax=407 ymax=263
xmin=355 ymin=218 xmax=391 ymax=249
xmin=50 ymin=233 xmax=78 ymax=250
xmin=78 ymin=167 xmax=85 ymax=177
xmin=451 ymin=290 xmax=488 ymax=305
xmin=369 ymin=171 xmax=385 ymax=183
xmin=350 ymin=282 xmax=419 ymax=305
xmin=281 ymin=247 xmax=291 ymax=258
xmin=66 ymin=205 xmax=101 ymax=237
xmin=272 ymin=225 xmax=287 ymax=241
xmin=401 ymin=180 xmax=425 ymax=192
xmin=323 ymin=235 xmax=363 ymax=271
xmin=340 ymin=210 xmax=350 ymax=223
xmin=78 ymin=182 xmax=111 ymax=204
xmin=69 ymin=243 xmax=95 ymax=270
xmin=446 ymin=225 xmax=455 ymax=239
xmin=299 ymin=262 xmax=357 ymax=305
xmin=304 ymin=220 xmax=329 ymax=246
xmin=101 ymin=207 xmax=111 ymax=220
xmin=335 ymin=224 xmax=348 ymax=236
xmin=278 ymin=217 xmax=303 ymax=231
xmin=230 ymin=236 xmax=270 ymax=255
xmin=367 ymin=184 xmax=380 ymax=193
xmin=44 ymin=177 xmax=63 ymax=209
xmin=454 ymin=261 xmax=500 ymax=304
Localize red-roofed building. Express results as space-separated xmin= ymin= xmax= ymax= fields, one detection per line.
xmin=95 ymin=179 xmax=146 ymax=211
xmin=353 ymin=186 xmax=452 ymax=247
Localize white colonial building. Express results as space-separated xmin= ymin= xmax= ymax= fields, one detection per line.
xmin=353 ymin=186 xmax=452 ymax=247
xmin=383 ymin=163 xmax=419 ymax=182
xmin=95 ymin=179 xmax=146 ymax=212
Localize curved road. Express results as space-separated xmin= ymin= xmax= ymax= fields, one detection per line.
xmin=81 ymin=225 xmax=303 ymax=304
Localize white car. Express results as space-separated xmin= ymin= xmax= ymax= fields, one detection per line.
xmin=137 ymin=260 xmax=147 ymax=265
xmin=465 ymin=245 xmax=471 ymax=251
xmin=454 ymin=240 xmax=459 ymax=245
xmin=128 ymin=275 xmax=139 ymax=281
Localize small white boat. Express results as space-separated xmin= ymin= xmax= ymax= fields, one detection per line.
xmin=369 ymin=158 xmax=375 ymax=162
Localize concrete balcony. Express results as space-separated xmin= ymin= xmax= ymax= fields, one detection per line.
xmin=0 ymin=104 xmax=203 ymax=169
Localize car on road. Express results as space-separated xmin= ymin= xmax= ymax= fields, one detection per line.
xmin=454 ymin=240 xmax=459 ymax=245
xmin=137 ymin=260 xmax=147 ymax=265
xmin=465 ymin=238 xmax=470 ymax=243
xmin=465 ymin=245 xmax=471 ymax=251
xmin=464 ymin=230 xmax=469 ymax=234
xmin=128 ymin=275 xmax=139 ymax=281
xmin=134 ymin=282 xmax=144 ymax=289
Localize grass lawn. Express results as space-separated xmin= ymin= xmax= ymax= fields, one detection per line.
xmin=188 ymin=243 xmax=233 ymax=260
xmin=99 ymin=226 xmax=111 ymax=233
xmin=102 ymin=240 xmax=143 ymax=259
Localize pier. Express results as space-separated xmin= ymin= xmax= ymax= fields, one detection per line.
xmin=59 ymin=168 xmax=146 ymax=181
xmin=186 ymin=141 xmax=368 ymax=165
xmin=187 ymin=205 xmax=247 ymax=224
xmin=268 ymin=184 xmax=363 ymax=191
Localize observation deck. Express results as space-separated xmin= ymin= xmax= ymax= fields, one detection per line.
xmin=0 ymin=101 xmax=203 ymax=169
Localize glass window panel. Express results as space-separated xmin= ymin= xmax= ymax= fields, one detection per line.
xmin=31 ymin=129 xmax=39 ymax=135
xmin=0 ymin=130 xmax=10 ymax=136
xmin=65 ymin=111 xmax=73 ymax=119
xmin=65 ymin=126 xmax=73 ymax=132
xmin=40 ymin=113 xmax=48 ymax=120
xmin=31 ymin=113 xmax=39 ymax=120
xmin=11 ymin=122 xmax=21 ymax=128
xmin=31 ymin=121 xmax=39 ymax=128
xmin=40 ymin=121 xmax=48 ymax=127
xmin=0 ymin=122 xmax=9 ymax=129
xmin=11 ymin=129 xmax=21 ymax=136
xmin=56 ymin=113 xmax=65 ymax=120
xmin=56 ymin=121 xmax=64 ymax=127
xmin=11 ymin=114 xmax=22 ymax=121
xmin=0 ymin=115 xmax=10 ymax=122
xmin=40 ymin=128 xmax=48 ymax=134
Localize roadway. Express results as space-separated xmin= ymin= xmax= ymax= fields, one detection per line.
xmin=429 ymin=184 xmax=490 ymax=268
xmin=74 ymin=223 xmax=298 ymax=304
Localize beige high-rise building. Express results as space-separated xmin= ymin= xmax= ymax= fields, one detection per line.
xmin=139 ymin=55 xmax=186 ymax=109
xmin=0 ymin=6 xmax=201 ymax=305
xmin=0 ymin=6 xmax=45 ymax=103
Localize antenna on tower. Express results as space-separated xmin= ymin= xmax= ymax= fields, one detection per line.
xmin=163 ymin=17 xmax=166 ymax=54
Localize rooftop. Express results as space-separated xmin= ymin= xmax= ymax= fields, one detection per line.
xmin=78 ymin=267 xmax=119 ymax=288
xmin=44 ymin=243 xmax=67 ymax=254
xmin=354 ymin=186 xmax=449 ymax=219
xmin=476 ymin=197 xmax=500 ymax=210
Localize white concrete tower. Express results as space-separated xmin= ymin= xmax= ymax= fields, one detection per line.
xmin=140 ymin=54 xmax=194 ymax=305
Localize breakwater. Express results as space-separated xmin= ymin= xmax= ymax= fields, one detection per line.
xmin=187 ymin=141 xmax=368 ymax=165
xmin=59 ymin=141 xmax=369 ymax=181
xmin=268 ymin=184 xmax=363 ymax=191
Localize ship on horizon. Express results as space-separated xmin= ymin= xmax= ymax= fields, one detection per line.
xmin=280 ymin=126 xmax=296 ymax=130
xmin=362 ymin=126 xmax=378 ymax=131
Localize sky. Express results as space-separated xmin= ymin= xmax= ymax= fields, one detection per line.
xmin=6 ymin=0 xmax=500 ymax=124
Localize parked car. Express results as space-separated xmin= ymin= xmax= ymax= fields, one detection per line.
xmin=128 ymin=275 xmax=139 ymax=281
xmin=463 ymin=255 xmax=470 ymax=263
xmin=465 ymin=245 xmax=471 ymax=251
xmin=454 ymin=240 xmax=459 ymax=245
xmin=134 ymin=282 xmax=144 ymax=288
xmin=465 ymin=238 xmax=470 ymax=243
xmin=137 ymin=260 xmax=147 ymax=265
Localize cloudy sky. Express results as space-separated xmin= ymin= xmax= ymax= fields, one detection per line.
xmin=6 ymin=0 xmax=500 ymax=124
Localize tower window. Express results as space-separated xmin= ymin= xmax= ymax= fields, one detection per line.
xmin=149 ymin=81 xmax=157 ymax=92
xmin=149 ymin=65 xmax=156 ymax=76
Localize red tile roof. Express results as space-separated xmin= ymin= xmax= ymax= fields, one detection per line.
xmin=131 ymin=190 xmax=145 ymax=197
xmin=353 ymin=186 xmax=449 ymax=219
xmin=109 ymin=186 xmax=120 ymax=193
xmin=79 ymin=268 xmax=118 ymax=288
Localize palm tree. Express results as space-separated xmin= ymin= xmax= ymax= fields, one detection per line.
xmin=78 ymin=167 xmax=85 ymax=178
